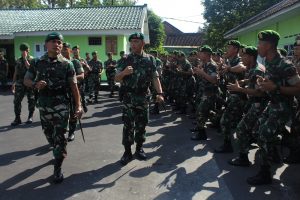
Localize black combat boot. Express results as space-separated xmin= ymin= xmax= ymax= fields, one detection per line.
xmin=135 ymin=143 xmax=147 ymax=160
xmin=11 ymin=115 xmax=21 ymax=126
xmin=214 ymin=139 xmax=233 ymax=153
xmin=120 ymin=145 xmax=133 ymax=166
xmin=228 ymin=153 xmax=251 ymax=167
xmin=247 ymin=165 xmax=272 ymax=185
xmin=191 ymin=129 xmax=207 ymax=141
xmin=83 ymin=105 xmax=88 ymax=113
xmin=67 ymin=132 xmax=75 ymax=142
xmin=109 ymin=91 xmax=114 ymax=98
xmin=26 ymin=112 xmax=34 ymax=124
xmin=53 ymin=158 xmax=64 ymax=184
xmin=150 ymin=103 xmax=160 ymax=115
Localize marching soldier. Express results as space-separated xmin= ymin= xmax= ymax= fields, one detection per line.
xmin=88 ymin=51 xmax=103 ymax=103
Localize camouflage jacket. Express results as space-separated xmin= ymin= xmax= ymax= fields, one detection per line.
xmin=225 ymin=56 xmax=244 ymax=84
xmin=104 ymin=59 xmax=117 ymax=72
xmin=15 ymin=56 xmax=33 ymax=85
xmin=199 ymin=60 xmax=218 ymax=94
xmin=88 ymin=59 xmax=103 ymax=74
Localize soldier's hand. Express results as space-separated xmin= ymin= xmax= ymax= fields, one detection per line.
xmin=123 ymin=66 xmax=134 ymax=76
xmin=74 ymin=107 xmax=83 ymax=119
xmin=156 ymin=94 xmax=164 ymax=103
xmin=35 ymin=80 xmax=47 ymax=90
xmin=227 ymin=80 xmax=241 ymax=92
xmin=11 ymin=83 xmax=15 ymax=94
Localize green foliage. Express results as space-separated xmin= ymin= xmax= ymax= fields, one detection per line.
xmin=202 ymin=0 xmax=282 ymax=49
xmin=145 ymin=10 xmax=166 ymax=53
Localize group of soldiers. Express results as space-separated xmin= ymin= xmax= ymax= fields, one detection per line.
xmin=155 ymin=30 xmax=300 ymax=185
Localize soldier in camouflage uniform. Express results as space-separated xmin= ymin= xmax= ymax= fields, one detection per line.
xmin=24 ymin=32 xmax=83 ymax=184
xmin=215 ymin=40 xmax=247 ymax=153
xmin=161 ymin=52 xmax=171 ymax=101
xmin=246 ymin=30 xmax=300 ymax=185
xmin=174 ymin=52 xmax=193 ymax=114
xmin=190 ymin=45 xmax=218 ymax=140
xmin=104 ymin=52 xmax=117 ymax=97
xmin=115 ymin=33 xmax=164 ymax=166
xmin=61 ymin=43 xmax=85 ymax=142
xmin=11 ymin=43 xmax=36 ymax=126
xmin=88 ymin=51 xmax=103 ymax=103
xmin=168 ymin=51 xmax=180 ymax=106
xmin=0 ymin=51 xmax=9 ymax=90
xmin=227 ymin=46 xmax=267 ymax=166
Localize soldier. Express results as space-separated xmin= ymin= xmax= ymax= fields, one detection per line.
xmin=115 ymin=32 xmax=164 ymax=166
xmin=104 ymin=52 xmax=117 ymax=98
xmin=24 ymin=32 xmax=83 ymax=183
xmin=11 ymin=43 xmax=36 ymax=126
xmin=160 ymin=52 xmax=171 ymax=102
xmin=84 ymin=52 xmax=91 ymax=93
xmin=61 ymin=43 xmax=84 ymax=142
xmin=190 ymin=45 xmax=218 ymax=140
xmin=72 ymin=45 xmax=90 ymax=113
xmin=0 ymin=50 xmax=9 ymax=90
xmin=88 ymin=51 xmax=103 ymax=103
xmin=214 ymin=40 xmax=247 ymax=153
xmin=227 ymin=46 xmax=267 ymax=166
xmin=246 ymin=30 xmax=300 ymax=185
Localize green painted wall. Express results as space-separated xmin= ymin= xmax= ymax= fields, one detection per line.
xmin=238 ymin=13 xmax=300 ymax=49
xmin=14 ymin=34 xmax=127 ymax=81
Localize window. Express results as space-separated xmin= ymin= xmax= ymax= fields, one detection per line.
xmin=88 ymin=37 xmax=102 ymax=45
xmin=36 ymin=44 xmax=40 ymax=52
xmin=106 ymin=36 xmax=117 ymax=55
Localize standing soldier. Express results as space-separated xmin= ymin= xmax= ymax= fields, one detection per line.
xmin=61 ymin=43 xmax=85 ymax=142
xmin=115 ymin=32 xmax=164 ymax=166
xmin=72 ymin=45 xmax=90 ymax=113
xmin=24 ymin=32 xmax=83 ymax=183
xmin=246 ymin=30 xmax=300 ymax=185
xmin=11 ymin=43 xmax=36 ymax=126
xmin=0 ymin=51 xmax=9 ymax=90
xmin=215 ymin=40 xmax=247 ymax=153
xmin=104 ymin=52 xmax=117 ymax=98
xmin=88 ymin=51 xmax=103 ymax=103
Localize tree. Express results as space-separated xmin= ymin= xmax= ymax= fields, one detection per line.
xmin=146 ymin=10 xmax=166 ymax=53
xmin=202 ymin=0 xmax=282 ymax=48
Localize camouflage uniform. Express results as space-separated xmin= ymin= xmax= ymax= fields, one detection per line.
xmin=117 ymin=52 xmax=157 ymax=147
xmin=0 ymin=57 xmax=8 ymax=88
xmin=25 ymin=53 xmax=76 ymax=160
xmin=104 ymin=58 xmax=117 ymax=96
xmin=13 ymin=56 xmax=36 ymax=118
xmin=88 ymin=59 xmax=102 ymax=102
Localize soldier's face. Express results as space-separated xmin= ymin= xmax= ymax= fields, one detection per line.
xmin=241 ymin=54 xmax=251 ymax=66
xmin=130 ymin=39 xmax=144 ymax=54
xmin=61 ymin=47 xmax=71 ymax=58
xmin=225 ymin=45 xmax=238 ymax=58
xmin=92 ymin=54 xmax=97 ymax=59
xmin=46 ymin=39 xmax=62 ymax=55
xmin=294 ymin=45 xmax=300 ymax=57
xmin=73 ymin=48 xmax=79 ymax=56
xmin=257 ymin=41 xmax=269 ymax=57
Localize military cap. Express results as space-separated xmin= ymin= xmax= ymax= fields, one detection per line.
xmin=189 ymin=50 xmax=197 ymax=56
xmin=120 ymin=50 xmax=125 ymax=55
xmin=242 ymin=46 xmax=257 ymax=57
xmin=129 ymin=32 xmax=144 ymax=41
xmin=63 ymin=42 xmax=71 ymax=48
xmin=20 ymin=43 xmax=30 ymax=51
xmin=92 ymin=51 xmax=98 ymax=55
xmin=45 ymin=32 xmax=64 ymax=42
xmin=178 ymin=51 xmax=186 ymax=57
xmin=258 ymin=30 xmax=280 ymax=45
xmin=294 ymin=35 xmax=300 ymax=46
xmin=278 ymin=48 xmax=287 ymax=57
xmin=199 ymin=45 xmax=213 ymax=54
xmin=72 ymin=45 xmax=80 ymax=50
xmin=227 ymin=40 xmax=241 ymax=48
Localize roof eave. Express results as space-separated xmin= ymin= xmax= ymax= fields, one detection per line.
xmin=224 ymin=2 xmax=300 ymax=39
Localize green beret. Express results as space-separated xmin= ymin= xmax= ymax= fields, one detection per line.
xmin=189 ymin=50 xmax=197 ymax=56
xmin=179 ymin=51 xmax=186 ymax=57
xmin=227 ymin=40 xmax=241 ymax=48
xmin=199 ymin=45 xmax=213 ymax=54
xmin=216 ymin=49 xmax=223 ymax=56
xmin=63 ymin=42 xmax=71 ymax=48
xmin=120 ymin=51 xmax=125 ymax=55
xmin=92 ymin=51 xmax=98 ymax=55
xmin=258 ymin=30 xmax=280 ymax=45
xmin=278 ymin=48 xmax=287 ymax=57
xmin=20 ymin=43 xmax=29 ymax=51
xmin=294 ymin=35 xmax=300 ymax=46
xmin=72 ymin=45 xmax=80 ymax=50
xmin=240 ymin=43 xmax=247 ymax=49
xmin=45 ymin=32 xmax=63 ymax=42
xmin=129 ymin=32 xmax=144 ymax=41
xmin=242 ymin=46 xmax=257 ymax=57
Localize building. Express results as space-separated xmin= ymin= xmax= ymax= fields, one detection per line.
xmin=0 ymin=5 xmax=149 ymax=79
xmin=224 ymin=0 xmax=300 ymax=56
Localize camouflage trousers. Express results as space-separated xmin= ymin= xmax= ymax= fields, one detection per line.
xmin=88 ymin=73 xmax=100 ymax=99
xmin=122 ymin=94 xmax=149 ymax=146
xmin=236 ymin=102 xmax=266 ymax=154
xmin=106 ymin=70 xmax=116 ymax=93
xmin=254 ymin=102 xmax=292 ymax=165
xmin=13 ymin=84 xmax=35 ymax=116
xmin=0 ymin=73 xmax=7 ymax=87
xmin=175 ymin=78 xmax=188 ymax=111
xmin=196 ymin=94 xmax=216 ymax=129
xmin=220 ymin=94 xmax=246 ymax=141
xmin=38 ymin=96 xmax=69 ymax=160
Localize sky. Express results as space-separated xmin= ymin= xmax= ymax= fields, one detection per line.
xmin=136 ymin=0 xmax=206 ymax=33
